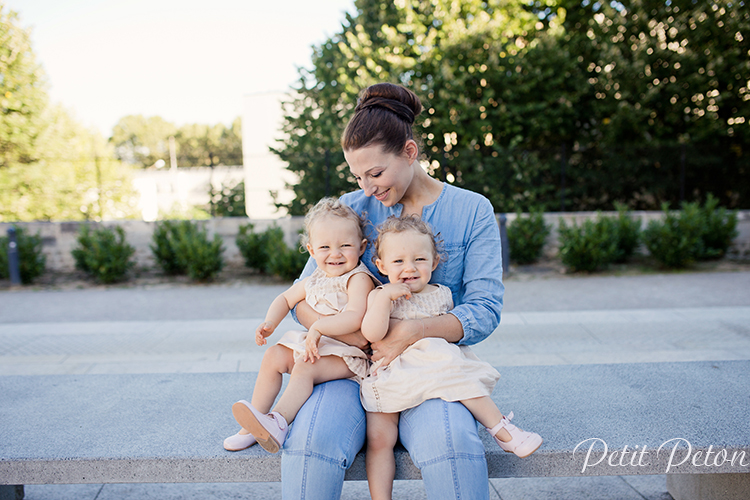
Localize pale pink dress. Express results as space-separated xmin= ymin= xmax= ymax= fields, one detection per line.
xmin=277 ymin=262 xmax=378 ymax=381
xmin=360 ymin=284 xmax=501 ymax=413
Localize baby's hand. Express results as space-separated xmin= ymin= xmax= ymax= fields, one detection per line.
xmin=303 ymin=329 xmax=323 ymax=363
xmin=255 ymin=322 xmax=275 ymax=346
xmin=382 ymin=283 xmax=412 ymax=301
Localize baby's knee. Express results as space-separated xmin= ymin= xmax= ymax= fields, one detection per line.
xmin=367 ymin=417 xmax=399 ymax=451
xmin=261 ymin=345 xmax=294 ymax=373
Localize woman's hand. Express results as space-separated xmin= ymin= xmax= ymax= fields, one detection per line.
xmin=255 ymin=322 xmax=274 ymax=346
xmin=370 ymin=318 xmax=421 ymax=367
xmin=303 ymin=328 xmax=323 ymax=363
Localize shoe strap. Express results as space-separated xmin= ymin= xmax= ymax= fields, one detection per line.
xmin=269 ymin=411 xmax=288 ymax=430
xmin=486 ymin=411 xmax=515 ymax=436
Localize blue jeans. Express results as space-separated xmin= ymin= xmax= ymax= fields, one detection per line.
xmin=281 ymin=380 xmax=490 ymax=500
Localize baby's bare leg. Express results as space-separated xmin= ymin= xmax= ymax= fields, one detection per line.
xmin=252 ymin=344 xmax=295 ymax=412
xmin=366 ymin=412 xmax=400 ymax=500
xmin=461 ymin=396 xmax=512 ymax=441
xmin=272 ymin=355 xmax=354 ymax=424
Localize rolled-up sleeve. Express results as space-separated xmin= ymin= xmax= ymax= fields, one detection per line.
xmin=450 ymin=198 xmax=504 ymax=346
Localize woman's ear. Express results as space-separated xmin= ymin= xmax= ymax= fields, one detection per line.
xmin=403 ymin=139 xmax=419 ymax=162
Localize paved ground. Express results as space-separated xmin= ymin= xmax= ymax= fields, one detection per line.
xmin=2 ymin=270 xmax=750 ymax=499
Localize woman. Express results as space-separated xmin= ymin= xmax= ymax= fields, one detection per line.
xmin=282 ymin=82 xmax=504 ymax=500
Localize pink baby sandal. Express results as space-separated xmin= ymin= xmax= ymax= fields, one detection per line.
xmin=231 ymin=400 xmax=289 ymax=454
xmin=223 ymin=431 xmax=257 ymax=451
xmin=486 ymin=411 xmax=543 ymax=458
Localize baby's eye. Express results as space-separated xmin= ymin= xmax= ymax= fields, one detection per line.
xmin=393 ymin=259 xmax=403 ymax=264
xmin=416 ymin=257 xmax=427 ymax=261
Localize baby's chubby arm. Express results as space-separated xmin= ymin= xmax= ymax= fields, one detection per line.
xmin=255 ymin=278 xmax=308 ymax=346
xmin=361 ymin=283 xmax=411 ymax=343
xmin=308 ymin=273 xmax=375 ymax=337
xmin=304 ymin=273 xmax=375 ymax=360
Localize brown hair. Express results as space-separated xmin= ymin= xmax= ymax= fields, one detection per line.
xmin=302 ymin=197 xmax=365 ymax=247
xmin=373 ymin=214 xmax=441 ymax=264
xmin=341 ymin=83 xmax=423 ymax=155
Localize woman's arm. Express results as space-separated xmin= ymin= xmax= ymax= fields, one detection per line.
xmin=370 ymin=313 xmax=463 ymax=366
xmin=447 ymin=198 xmax=504 ymax=346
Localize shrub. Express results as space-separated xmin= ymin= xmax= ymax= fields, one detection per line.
xmin=151 ymin=221 xmax=188 ymax=275
xmin=236 ymin=223 xmax=270 ymax=271
xmin=699 ymin=194 xmax=738 ymax=259
xmin=72 ymin=225 xmax=136 ymax=283
xmin=0 ymin=227 xmax=46 ymax=284
xmin=264 ymin=226 xmax=308 ymax=281
xmin=612 ymin=203 xmax=642 ymax=263
xmin=643 ymin=202 xmax=704 ymax=269
xmin=557 ymin=216 xmax=619 ymax=272
xmin=506 ymin=209 xmax=550 ymax=265
xmin=150 ymin=221 xmax=225 ymax=281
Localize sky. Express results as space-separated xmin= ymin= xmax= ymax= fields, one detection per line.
xmin=6 ymin=0 xmax=355 ymax=136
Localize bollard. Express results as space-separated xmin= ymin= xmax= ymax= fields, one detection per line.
xmin=7 ymin=226 xmax=21 ymax=285
xmin=498 ymin=214 xmax=509 ymax=274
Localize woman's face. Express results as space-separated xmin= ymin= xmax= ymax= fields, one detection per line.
xmin=344 ymin=142 xmax=416 ymax=207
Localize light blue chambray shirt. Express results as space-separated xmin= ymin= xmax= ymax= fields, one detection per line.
xmin=296 ymin=183 xmax=504 ymax=346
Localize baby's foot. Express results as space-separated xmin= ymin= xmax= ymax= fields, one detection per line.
xmin=486 ymin=412 xmax=542 ymax=458
xmin=232 ymin=400 xmax=289 ymax=454
xmin=223 ymin=429 xmax=258 ymax=451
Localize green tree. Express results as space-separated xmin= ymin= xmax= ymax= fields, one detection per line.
xmin=0 ymin=6 xmax=47 ymax=169
xmin=110 ymin=115 xmax=177 ymax=168
xmin=175 ymin=118 xmax=242 ymax=167
xmin=274 ymin=0 xmax=749 ymax=213
xmin=0 ymin=104 xmax=138 ymax=222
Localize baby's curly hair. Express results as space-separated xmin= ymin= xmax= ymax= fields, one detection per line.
xmin=373 ymin=214 xmax=442 ymax=264
xmin=302 ymin=197 xmax=366 ymax=247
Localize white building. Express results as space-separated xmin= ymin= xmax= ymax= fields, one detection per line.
xmin=242 ymin=91 xmax=297 ymax=219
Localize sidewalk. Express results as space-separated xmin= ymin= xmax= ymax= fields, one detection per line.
xmin=2 ymin=270 xmax=749 ymax=499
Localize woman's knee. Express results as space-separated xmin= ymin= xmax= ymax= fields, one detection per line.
xmin=399 ymin=399 xmax=485 ymax=463
xmin=284 ymin=379 xmax=366 ymax=461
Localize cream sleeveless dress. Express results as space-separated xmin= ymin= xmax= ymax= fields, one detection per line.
xmin=360 ymin=284 xmax=501 ymax=413
xmin=276 ymin=262 xmax=378 ymax=381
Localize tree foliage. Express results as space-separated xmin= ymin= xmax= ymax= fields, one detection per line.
xmin=0 ymin=6 xmax=47 ymax=169
xmin=273 ymin=0 xmax=749 ymax=215
xmin=110 ymin=115 xmax=243 ymax=168
xmin=0 ymin=105 xmax=138 ymax=221
xmin=0 ymin=8 xmax=137 ymax=222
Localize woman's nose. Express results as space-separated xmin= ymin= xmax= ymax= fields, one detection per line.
xmin=361 ymin=178 xmax=375 ymax=196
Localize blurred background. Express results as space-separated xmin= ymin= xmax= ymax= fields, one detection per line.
xmin=2 ymin=0 xmax=748 ymax=223
xmin=0 ymin=0 xmax=748 ymax=284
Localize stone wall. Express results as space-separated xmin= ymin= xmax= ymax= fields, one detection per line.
xmin=2 ymin=210 xmax=748 ymax=272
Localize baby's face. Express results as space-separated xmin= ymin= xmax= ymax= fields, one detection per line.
xmin=306 ymin=215 xmax=366 ymax=277
xmin=376 ymin=230 xmax=437 ymax=293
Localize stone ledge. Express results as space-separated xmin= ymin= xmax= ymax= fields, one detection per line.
xmin=1 ymin=361 xmax=749 ymax=485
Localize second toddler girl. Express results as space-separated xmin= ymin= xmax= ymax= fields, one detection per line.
xmin=360 ymin=215 xmax=542 ymax=500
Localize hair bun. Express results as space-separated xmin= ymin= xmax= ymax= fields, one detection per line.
xmin=358 ymin=97 xmax=415 ymax=124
